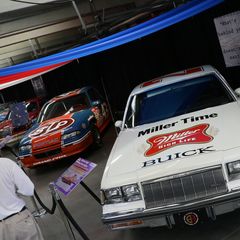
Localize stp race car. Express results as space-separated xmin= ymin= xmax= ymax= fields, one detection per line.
xmin=18 ymin=86 xmax=111 ymax=168
xmin=101 ymin=65 xmax=240 ymax=229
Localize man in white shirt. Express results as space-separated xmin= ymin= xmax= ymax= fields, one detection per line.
xmin=0 ymin=157 xmax=44 ymax=240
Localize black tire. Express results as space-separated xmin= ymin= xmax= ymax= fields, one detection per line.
xmin=91 ymin=125 xmax=103 ymax=148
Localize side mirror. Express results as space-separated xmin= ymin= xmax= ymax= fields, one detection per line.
xmin=115 ymin=120 xmax=123 ymax=129
xmin=235 ymin=88 xmax=240 ymax=97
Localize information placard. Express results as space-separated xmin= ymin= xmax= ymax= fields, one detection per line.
xmin=54 ymin=158 xmax=96 ymax=196
xmin=214 ymin=11 xmax=240 ymax=67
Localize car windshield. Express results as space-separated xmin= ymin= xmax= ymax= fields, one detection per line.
xmin=125 ymin=74 xmax=235 ymax=127
xmin=0 ymin=108 xmax=9 ymax=122
xmin=37 ymin=93 xmax=89 ymax=122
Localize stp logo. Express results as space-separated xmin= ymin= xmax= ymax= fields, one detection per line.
xmin=183 ymin=212 xmax=199 ymax=226
xmin=29 ymin=119 xmax=74 ymax=138
xmin=145 ymin=124 xmax=213 ymax=157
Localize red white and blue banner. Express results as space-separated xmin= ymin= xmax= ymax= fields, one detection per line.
xmin=0 ymin=0 xmax=224 ymax=90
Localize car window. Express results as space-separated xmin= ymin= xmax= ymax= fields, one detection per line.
xmin=126 ymin=74 xmax=235 ymax=127
xmin=38 ymin=93 xmax=90 ymax=122
xmin=26 ymin=102 xmax=38 ymax=112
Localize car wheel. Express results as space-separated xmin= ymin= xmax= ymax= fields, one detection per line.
xmin=91 ymin=125 xmax=103 ymax=148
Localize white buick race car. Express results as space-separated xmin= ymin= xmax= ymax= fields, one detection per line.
xmin=101 ymin=65 xmax=240 ymax=229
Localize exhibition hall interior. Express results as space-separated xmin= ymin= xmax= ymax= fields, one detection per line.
xmin=1 ymin=0 xmax=240 ymax=239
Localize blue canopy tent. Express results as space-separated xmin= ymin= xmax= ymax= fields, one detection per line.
xmin=0 ymin=0 xmax=223 ymax=90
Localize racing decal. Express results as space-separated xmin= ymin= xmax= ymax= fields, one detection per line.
xmin=164 ymin=67 xmax=203 ymax=78
xmin=29 ymin=118 xmax=74 ymax=138
xmin=91 ymin=103 xmax=109 ymax=127
xmin=138 ymin=113 xmax=217 ymax=137
xmin=53 ymin=90 xmax=80 ymax=100
xmin=141 ymin=78 xmax=161 ymax=88
xmin=145 ymin=124 xmax=213 ymax=157
xmin=142 ymin=146 xmax=215 ymax=167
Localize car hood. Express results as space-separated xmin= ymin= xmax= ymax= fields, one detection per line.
xmin=20 ymin=110 xmax=92 ymax=147
xmin=102 ymin=102 xmax=240 ymax=188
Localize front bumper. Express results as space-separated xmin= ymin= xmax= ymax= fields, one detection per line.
xmin=19 ymin=131 xmax=93 ymax=167
xmin=102 ymin=190 xmax=240 ymax=229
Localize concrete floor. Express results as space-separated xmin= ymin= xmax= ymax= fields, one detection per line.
xmin=3 ymin=125 xmax=240 ymax=240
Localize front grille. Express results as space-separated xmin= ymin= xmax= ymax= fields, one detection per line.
xmin=142 ymin=166 xmax=227 ymax=209
xmin=34 ymin=148 xmax=61 ymax=159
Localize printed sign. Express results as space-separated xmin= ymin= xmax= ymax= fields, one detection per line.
xmin=145 ymin=124 xmax=213 ymax=157
xmin=54 ymin=158 xmax=96 ymax=196
xmin=214 ymin=11 xmax=240 ymax=67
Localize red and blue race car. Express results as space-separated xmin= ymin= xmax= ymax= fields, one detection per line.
xmin=0 ymin=97 xmax=42 ymax=144
xmin=18 ymin=86 xmax=111 ymax=168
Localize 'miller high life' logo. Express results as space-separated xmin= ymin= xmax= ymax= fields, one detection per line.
xmin=145 ymin=124 xmax=213 ymax=157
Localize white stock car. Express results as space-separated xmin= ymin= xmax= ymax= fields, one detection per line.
xmin=100 ymin=65 xmax=240 ymax=229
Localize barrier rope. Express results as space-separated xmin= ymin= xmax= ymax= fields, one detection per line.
xmin=4 ymin=145 xmax=91 ymax=239
xmin=34 ymin=190 xmax=56 ymax=215
xmin=57 ymin=198 xmax=90 ymax=240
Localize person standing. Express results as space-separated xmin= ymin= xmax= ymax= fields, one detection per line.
xmin=0 ymin=157 xmax=44 ymax=240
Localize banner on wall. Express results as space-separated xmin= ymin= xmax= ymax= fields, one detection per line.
xmin=214 ymin=11 xmax=240 ymax=67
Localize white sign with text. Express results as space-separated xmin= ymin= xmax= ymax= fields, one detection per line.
xmin=214 ymin=11 xmax=240 ymax=67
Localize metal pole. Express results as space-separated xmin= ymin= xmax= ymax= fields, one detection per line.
xmin=28 ymin=39 xmax=38 ymax=58
xmin=0 ymin=93 xmax=5 ymax=103
xmin=49 ymin=183 xmax=75 ymax=240
xmin=71 ymin=0 xmax=87 ymax=34
xmin=8 ymin=57 xmax=15 ymax=66
xmin=17 ymin=160 xmax=47 ymax=217
xmin=31 ymin=196 xmax=47 ymax=218
xmin=100 ymin=77 xmax=118 ymax=136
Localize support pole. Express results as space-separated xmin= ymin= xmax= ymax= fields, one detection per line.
xmin=28 ymin=39 xmax=38 ymax=58
xmin=16 ymin=159 xmax=47 ymax=218
xmin=31 ymin=196 xmax=47 ymax=218
xmin=100 ymin=77 xmax=118 ymax=136
xmin=49 ymin=183 xmax=76 ymax=240
xmin=71 ymin=0 xmax=87 ymax=34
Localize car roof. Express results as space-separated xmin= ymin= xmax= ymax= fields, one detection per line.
xmin=130 ymin=65 xmax=217 ymax=96
xmin=50 ymin=86 xmax=92 ymax=103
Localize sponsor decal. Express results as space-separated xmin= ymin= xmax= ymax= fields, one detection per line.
xmin=183 ymin=212 xmax=199 ymax=226
xmin=29 ymin=118 xmax=74 ymax=138
xmin=138 ymin=113 xmax=217 ymax=137
xmin=142 ymin=146 xmax=215 ymax=168
xmin=33 ymin=138 xmax=59 ymax=148
xmin=145 ymin=124 xmax=213 ymax=157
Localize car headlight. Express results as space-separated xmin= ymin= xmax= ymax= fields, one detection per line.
xmin=227 ymin=160 xmax=240 ymax=180
xmin=62 ymin=131 xmax=81 ymax=140
xmin=20 ymin=145 xmax=31 ymax=152
xmin=104 ymin=187 xmax=123 ymax=204
xmin=122 ymin=184 xmax=142 ymax=202
xmin=102 ymin=184 xmax=142 ymax=204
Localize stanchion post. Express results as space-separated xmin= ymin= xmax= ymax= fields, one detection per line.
xmin=16 ymin=160 xmax=47 ymax=217
xmin=31 ymin=196 xmax=47 ymax=218
xmin=49 ymin=183 xmax=76 ymax=240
